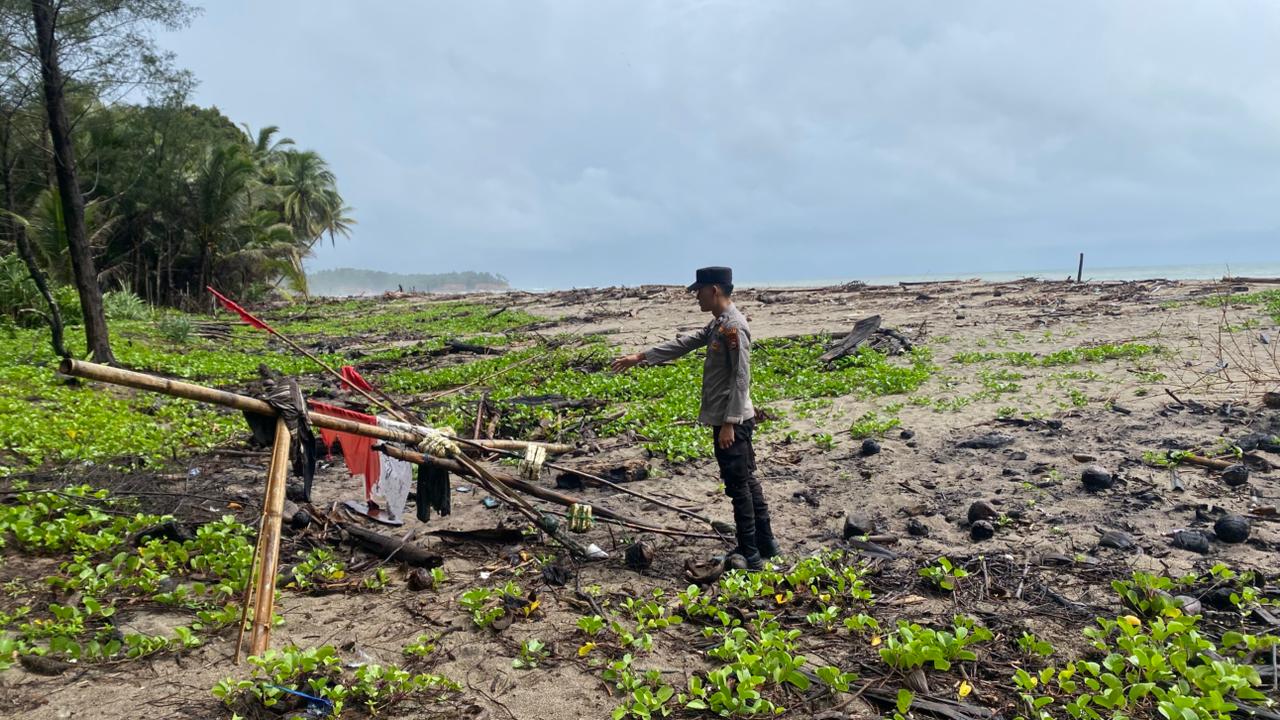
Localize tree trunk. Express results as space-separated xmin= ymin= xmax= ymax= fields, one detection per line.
xmin=31 ymin=0 xmax=114 ymax=364
xmin=196 ymin=231 xmax=210 ymax=300
xmin=3 ymin=148 xmax=67 ymax=358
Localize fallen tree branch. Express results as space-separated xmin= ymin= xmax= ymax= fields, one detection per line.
xmin=338 ymin=522 xmax=443 ymax=568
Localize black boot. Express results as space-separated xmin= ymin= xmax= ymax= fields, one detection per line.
xmin=723 ymin=544 xmax=765 ymax=570
xmin=723 ymin=548 xmax=764 ymax=570
xmin=756 ymin=535 xmax=780 ymax=560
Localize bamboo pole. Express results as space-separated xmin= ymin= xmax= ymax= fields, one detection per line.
xmin=464 ymin=438 xmax=575 ymax=454
xmin=62 ymin=357 xmax=277 ymax=414
xmin=58 ymin=359 xmax=572 ymax=454
xmin=249 ymin=418 xmax=291 ymax=656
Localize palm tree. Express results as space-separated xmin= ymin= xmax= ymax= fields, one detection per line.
xmin=276 ymin=149 xmax=338 ymax=244
xmin=318 ymin=188 xmax=355 ymax=245
xmin=220 ymin=209 xmax=309 ymax=296
xmin=21 ymin=188 xmax=118 ymax=286
xmin=241 ymin=123 xmax=293 ymax=182
xmin=190 ymin=142 xmax=257 ymax=293
xmin=243 ymin=124 xmax=293 ymax=156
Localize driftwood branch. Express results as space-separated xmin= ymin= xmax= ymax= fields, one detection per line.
xmin=338 ymin=522 xmax=442 ymax=568
xmin=819 ymin=315 xmax=881 ymax=364
xmin=1182 ymin=453 xmax=1235 ymax=471
xmin=427 ymin=339 xmax=507 ymax=357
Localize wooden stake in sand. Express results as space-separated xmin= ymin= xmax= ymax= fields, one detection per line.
xmin=249 ymin=418 xmax=291 ymax=656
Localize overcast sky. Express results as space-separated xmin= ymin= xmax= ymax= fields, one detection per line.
xmin=159 ymin=1 xmax=1280 ymax=288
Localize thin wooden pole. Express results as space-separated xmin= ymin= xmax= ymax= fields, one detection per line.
xmin=249 ymin=418 xmax=290 ymax=656
xmin=58 ymin=359 xmax=572 ymax=454
xmin=1077 ymin=253 xmax=1084 ymax=283
xmin=232 ymin=512 xmax=265 ymax=664
xmin=207 ymin=287 xmax=418 ymax=425
xmin=461 ymin=438 xmax=575 ymax=454
xmin=267 ymin=330 xmax=420 ymax=427
xmin=449 ymin=436 xmax=717 ymax=527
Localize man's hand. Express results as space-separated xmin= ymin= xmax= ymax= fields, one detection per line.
xmin=717 ymin=423 xmax=735 ymax=450
xmin=610 ymin=353 xmax=645 ymax=373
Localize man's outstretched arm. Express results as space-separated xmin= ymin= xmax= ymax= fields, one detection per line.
xmin=611 ymin=325 xmax=710 ymax=372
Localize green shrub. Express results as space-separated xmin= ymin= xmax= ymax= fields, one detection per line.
xmin=0 ymin=254 xmax=80 ymax=327
xmin=156 ymin=313 xmax=192 ymax=344
xmin=102 ymin=290 xmax=151 ymax=321
xmin=0 ymin=253 xmax=40 ymax=324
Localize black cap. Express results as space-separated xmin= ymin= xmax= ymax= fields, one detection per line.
xmin=687 ymin=266 xmax=732 ymax=291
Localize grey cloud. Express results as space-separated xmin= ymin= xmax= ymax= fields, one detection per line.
xmin=160 ymin=1 xmax=1280 ymax=287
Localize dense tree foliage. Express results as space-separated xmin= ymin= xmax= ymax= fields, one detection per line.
xmin=0 ymin=100 xmax=355 ymax=311
xmin=0 ymin=0 xmax=354 ymax=332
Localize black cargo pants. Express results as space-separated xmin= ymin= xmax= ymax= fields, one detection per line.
xmin=712 ymin=419 xmax=774 ymax=557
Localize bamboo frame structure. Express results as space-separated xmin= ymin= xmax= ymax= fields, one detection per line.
xmin=58 ymin=359 xmax=572 ymax=454
xmin=55 ymin=359 xmax=570 ymax=657
xmin=57 ymin=359 xmax=727 ymax=653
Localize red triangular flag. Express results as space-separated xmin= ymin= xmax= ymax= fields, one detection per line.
xmin=207 ymin=286 xmax=271 ymax=331
xmin=340 ymin=365 xmax=375 ymax=393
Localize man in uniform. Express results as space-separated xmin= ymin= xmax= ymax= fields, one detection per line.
xmin=611 ymin=266 xmax=778 ymax=569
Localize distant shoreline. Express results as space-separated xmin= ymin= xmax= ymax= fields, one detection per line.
xmin=510 ymin=261 xmax=1280 ymax=293
xmin=746 ymin=261 xmax=1280 ymax=289
xmin=311 ymin=261 xmax=1280 ymax=295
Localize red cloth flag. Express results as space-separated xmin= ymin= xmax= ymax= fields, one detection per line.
xmin=206 ymin=286 xmax=271 ymax=331
xmin=310 ymin=400 xmax=379 ymax=499
xmin=340 ymin=366 xmax=375 ymax=393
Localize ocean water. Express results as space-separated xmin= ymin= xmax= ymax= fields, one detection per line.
xmin=748 ymin=262 xmax=1280 ymax=289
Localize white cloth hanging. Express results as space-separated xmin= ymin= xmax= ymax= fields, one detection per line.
xmin=371 ymin=417 xmax=415 ymax=523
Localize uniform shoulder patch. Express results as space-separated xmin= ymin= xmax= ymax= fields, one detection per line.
xmin=720 ymin=325 xmax=740 ymax=350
